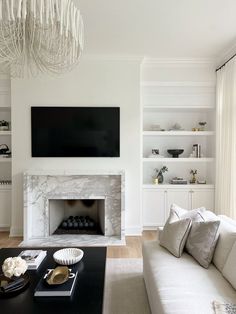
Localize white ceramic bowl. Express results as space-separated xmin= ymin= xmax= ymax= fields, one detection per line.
xmin=53 ymin=248 xmax=84 ymax=265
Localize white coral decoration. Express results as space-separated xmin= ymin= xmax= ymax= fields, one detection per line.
xmin=2 ymin=257 xmax=28 ymax=278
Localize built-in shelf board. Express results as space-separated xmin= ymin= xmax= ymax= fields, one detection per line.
xmin=0 ymin=158 xmax=11 ymax=162
xmin=143 ymin=131 xmax=214 ymax=136
xmin=0 ymin=131 xmax=11 ymax=135
xmin=143 ymin=184 xmax=214 ymax=189
xmin=143 ymin=106 xmax=215 ymax=112
xmin=143 ymin=158 xmax=214 ymax=163
xmin=0 ymin=184 xmax=12 ymax=190
xmin=0 ymin=106 xmax=11 ymax=112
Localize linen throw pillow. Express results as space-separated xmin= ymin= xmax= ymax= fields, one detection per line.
xmin=200 ymin=210 xmax=219 ymax=221
xmin=160 ymin=215 xmax=192 ymax=258
xmin=186 ymin=220 xmax=220 ymax=268
xmin=169 ymin=203 xmax=206 ymax=223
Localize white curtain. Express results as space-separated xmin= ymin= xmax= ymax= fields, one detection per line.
xmin=215 ymin=57 xmax=236 ymax=219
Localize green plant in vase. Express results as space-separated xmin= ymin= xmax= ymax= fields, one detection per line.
xmin=152 ymin=166 xmax=168 ymax=184
xmin=190 ymin=169 xmax=197 ymax=184
xmin=198 ymin=121 xmax=207 ymax=131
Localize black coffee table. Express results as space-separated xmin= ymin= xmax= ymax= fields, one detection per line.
xmin=0 ymin=247 xmax=107 ymax=314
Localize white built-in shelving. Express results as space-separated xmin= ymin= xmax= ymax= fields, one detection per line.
xmin=143 ymin=131 xmax=214 ymax=136
xmin=0 ymin=158 xmax=12 ymax=163
xmin=142 ymin=80 xmax=216 ymax=184
xmin=0 ymin=131 xmax=11 ymax=136
xmin=143 ymin=184 xmax=214 ymax=189
xmin=141 ymin=72 xmax=216 ymax=228
xmin=143 ymin=157 xmax=214 ymax=163
xmin=0 ymin=75 xmax=12 ymax=230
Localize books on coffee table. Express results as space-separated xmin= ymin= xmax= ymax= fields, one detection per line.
xmin=34 ymin=264 xmax=79 ymax=297
xmin=19 ymin=250 xmax=47 ymax=270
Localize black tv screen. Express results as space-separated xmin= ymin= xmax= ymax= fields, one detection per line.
xmin=31 ymin=107 xmax=120 ymax=157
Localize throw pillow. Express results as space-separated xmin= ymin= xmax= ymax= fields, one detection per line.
xmin=186 ymin=220 xmax=220 ymax=268
xmin=160 ymin=215 xmax=192 ymax=258
xmin=200 ymin=210 xmax=219 ymax=222
xmin=222 ymin=241 xmax=236 ymax=289
xmin=169 ymin=203 xmax=206 ymax=223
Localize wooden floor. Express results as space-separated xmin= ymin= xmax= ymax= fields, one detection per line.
xmin=0 ymin=231 xmax=157 ymax=258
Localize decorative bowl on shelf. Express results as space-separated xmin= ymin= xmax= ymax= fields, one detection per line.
xmin=167 ymin=149 xmax=184 ymax=158
xmin=53 ymin=248 xmax=84 ymax=265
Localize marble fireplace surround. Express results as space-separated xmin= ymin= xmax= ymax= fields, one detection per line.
xmin=21 ymin=170 xmax=125 ymax=247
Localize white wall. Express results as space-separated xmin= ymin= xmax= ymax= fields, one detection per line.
xmin=11 ymin=58 xmax=142 ymax=236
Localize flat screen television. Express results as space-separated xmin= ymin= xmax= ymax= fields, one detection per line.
xmin=31 ymin=107 xmax=120 ymax=157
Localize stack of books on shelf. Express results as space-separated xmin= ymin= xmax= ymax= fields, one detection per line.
xmin=19 ymin=250 xmax=47 ymax=270
xmin=193 ymin=144 xmax=201 ymax=158
xmin=170 ymin=177 xmax=188 ymax=185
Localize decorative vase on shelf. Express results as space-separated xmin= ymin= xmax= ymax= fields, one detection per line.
xmin=153 ymin=178 xmax=159 ymax=185
xmin=157 ymin=173 xmax=164 ymax=184
xmin=152 ymin=166 xmax=168 ymax=185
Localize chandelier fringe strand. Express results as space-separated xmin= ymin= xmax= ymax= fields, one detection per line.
xmin=0 ymin=0 xmax=84 ymax=77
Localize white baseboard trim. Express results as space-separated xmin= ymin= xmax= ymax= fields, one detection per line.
xmin=125 ymin=226 xmax=143 ymax=236
xmin=143 ymin=226 xmax=160 ymax=230
xmin=0 ymin=225 xmax=10 ymax=232
xmin=10 ymin=227 xmax=23 ymax=237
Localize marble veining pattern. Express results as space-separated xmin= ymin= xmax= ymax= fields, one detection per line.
xmin=23 ymin=170 xmax=125 ymax=246
xmin=20 ymin=235 xmax=126 ymax=247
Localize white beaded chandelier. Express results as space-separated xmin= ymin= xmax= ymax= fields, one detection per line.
xmin=0 ymin=0 xmax=84 ymax=77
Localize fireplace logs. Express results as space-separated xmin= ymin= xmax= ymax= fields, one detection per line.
xmin=61 ymin=216 xmax=95 ymax=230
xmin=53 ymin=215 xmax=102 ymax=235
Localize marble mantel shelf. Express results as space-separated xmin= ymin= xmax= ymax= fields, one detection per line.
xmin=24 ymin=169 xmax=125 ymax=176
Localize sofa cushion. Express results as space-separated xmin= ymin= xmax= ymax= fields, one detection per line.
xmin=223 ymin=241 xmax=236 ymax=289
xmin=213 ymin=218 xmax=236 ymax=272
xmin=159 ymin=216 xmax=192 ymax=258
xmin=186 ymin=220 xmax=220 ymax=268
xmin=143 ymin=241 xmax=236 ymax=314
xmin=219 ymin=215 xmax=236 ymax=227
xmin=170 ymin=203 xmax=205 ymax=222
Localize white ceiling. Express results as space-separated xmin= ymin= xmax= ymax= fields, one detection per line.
xmin=77 ymin=0 xmax=236 ymax=59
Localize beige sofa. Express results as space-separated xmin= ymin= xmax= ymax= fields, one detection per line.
xmin=143 ymin=215 xmax=236 ymax=314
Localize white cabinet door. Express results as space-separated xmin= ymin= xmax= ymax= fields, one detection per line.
xmin=191 ymin=189 xmax=214 ymax=211
xmin=166 ymin=189 xmax=191 ymax=218
xmin=143 ymin=189 xmax=166 ymax=227
xmin=0 ymin=190 xmax=11 ymax=228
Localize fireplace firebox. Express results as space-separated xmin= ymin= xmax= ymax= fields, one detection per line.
xmin=49 ymin=199 xmax=105 ymax=236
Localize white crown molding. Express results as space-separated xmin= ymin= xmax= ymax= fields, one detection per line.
xmin=142 ymin=57 xmax=217 ymax=68
xmin=82 ymin=54 xmax=144 ymax=63
xmin=141 ymin=81 xmax=216 ymax=87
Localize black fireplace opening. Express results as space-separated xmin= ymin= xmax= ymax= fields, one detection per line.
xmin=50 ymin=199 xmax=105 ymax=236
